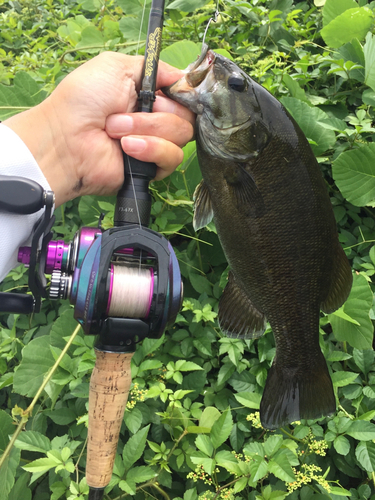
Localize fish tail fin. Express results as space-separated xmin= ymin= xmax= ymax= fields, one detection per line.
xmin=260 ymin=352 xmax=336 ymax=430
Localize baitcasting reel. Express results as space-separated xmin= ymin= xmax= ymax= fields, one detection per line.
xmin=0 ymin=169 xmax=183 ymax=349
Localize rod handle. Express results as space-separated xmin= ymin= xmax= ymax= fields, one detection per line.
xmin=86 ymin=350 xmax=134 ymax=489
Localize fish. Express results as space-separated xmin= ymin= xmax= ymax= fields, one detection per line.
xmin=163 ymin=44 xmax=353 ymax=430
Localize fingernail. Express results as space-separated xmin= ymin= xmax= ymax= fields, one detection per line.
xmin=121 ymin=136 xmax=147 ymax=154
xmin=107 ymin=114 xmax=133 ymax=134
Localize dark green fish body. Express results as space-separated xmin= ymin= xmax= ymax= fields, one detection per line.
xmin=163 ymin=46 xmax=352 ymax=429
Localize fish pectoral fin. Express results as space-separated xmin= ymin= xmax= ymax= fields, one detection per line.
xmin=193 ymin=180 xmax=214 ymax=231
xmin=225 ymin=164 xmax=265 ymax=218
xmin=321 ymin=243 xmax=353 ymax=314
xmin=219 ymin=271 xmax=266 ymax=339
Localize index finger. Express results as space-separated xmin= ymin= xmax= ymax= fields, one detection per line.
xmin=156 ymin=60 xmax=186 ymax=89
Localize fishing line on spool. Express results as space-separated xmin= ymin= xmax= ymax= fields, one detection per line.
xmin=106 ymin=264 xmax=154 ymax=318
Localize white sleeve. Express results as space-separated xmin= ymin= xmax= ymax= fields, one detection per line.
xmin=0 ymin=123 xmax=53 ymax=282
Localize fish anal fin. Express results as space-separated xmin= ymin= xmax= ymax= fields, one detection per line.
xmin=321 ymin=244 xmax=353 ymax=314
xmin=260 ymin=352 xmax=336 ymax=430
xmin=219 ymin=271 xmax=266 ymax=339
xmin=193 ymin=180 xmax=214 ymax=231
xmin=225 ymin=164 xmax=265 ymax=218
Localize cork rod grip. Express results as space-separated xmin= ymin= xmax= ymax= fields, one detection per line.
xmin=86 ymin=350 xmax=134 ymax=488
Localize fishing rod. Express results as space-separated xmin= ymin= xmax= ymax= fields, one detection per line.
xmin=0 ymin=0 xmax=181 ymax=498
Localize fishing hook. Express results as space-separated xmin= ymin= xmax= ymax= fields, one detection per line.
xmin=202 ymin=8 xmax=220 ymax=48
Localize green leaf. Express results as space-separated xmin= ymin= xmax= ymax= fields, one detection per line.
xmin=282 ymin=74 xmax=308 ymax=102
xmin=199 ymin=407 xmax=221 ymax=429
xmin=13 ymin=336 xmax=54 ymax=397
xmin=234 ymin=391 xmax=261 ymax=409
xmin=123 ymin=425 xmax=150 ymax=471
xmin=75 ymin=26 xmax=104 ymax=52
xmin=160 ymin=41 xmax=200 ymax=69
xmin=346 ymin=420 xmax=375 ymax=441
xmin=195 ymin=435 xmax=214 ymax=456
xmin=264 ymin=435 xmax=283 ymax=457
xmin=167 ymin=0 xmax=210 ymax=11
xmin=119 ymin=479 xmax=136 ymax=495
xmin=355 ymin=441 xmax=375 ymax=471
xmin=124 ymin=407 xmax=143 ymax=434
xmin=0 ymin=410 xmax=14 ymax=453
xmin=333 ymin=143 xmax=375 ymax=206
xmin=353 ymin=348 xmax=374 ymax=375
xmin=176 ymin=360 xmax=203 ymax=371
xmin=127 ymin=466 xmax=157 ymax=483
xmin=248 ymin=455 xmax=269 ymax=486
xmin=210 ymin=409 xmax=233 ymax=449
xmin=364 ymin=33 xmax=375 ymax=92
xmin=0 ymin=72 xmax=47 ymax=120
xmin=47 ymin=408 xmax=76 ymax=425
xmin=331 ymin=371 xmax=359 ymax=387
xmin=8 ymin=473 xmax=32 ymax=500
xmin=268 ymin=450 xmax=296 ymax=483
xmin=280 ymin=97 xmax=336 ymax=155
xmin=14 ymin=431 xmax=51 ymax=453
xmin=215 ymin=450 xmax=242 ymax=475
xmin=330 ymin=273 xmax=373 ymax=350
xmin=334 ymin=435 xmax=351 ymax=455
xmin=321 ymin=8 xmax=373 ymax=49
xmin=322 ymin=0 xmax=359 ymax=26
xmin=0 ymin=448 xmax=20 ymax=500
xmin=22 ymin=457 xmax=58 ymax=473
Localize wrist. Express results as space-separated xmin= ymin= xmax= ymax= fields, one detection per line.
xmin=4 ymin=99 xmax=78 ymax=207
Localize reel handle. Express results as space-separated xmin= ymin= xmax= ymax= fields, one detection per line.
xmin=87 ymin=350 xmax=134 ymax=491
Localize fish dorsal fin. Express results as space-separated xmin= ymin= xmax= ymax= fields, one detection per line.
xmin=321 ymin=242 xmax=353 ymax=314
xmin=225 ymin=164 xmax=265 ymax=218
xmin=193 ymin=180 xmax=214 ymax=231
xmin=219 ymin=271 xmax=267 ymax=339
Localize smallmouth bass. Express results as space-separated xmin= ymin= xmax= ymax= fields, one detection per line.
xmin=163 ymin=45 xmax=353 ymax=430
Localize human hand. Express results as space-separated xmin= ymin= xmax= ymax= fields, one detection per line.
xmin=4 ymin=52 xmax=195 ymax=207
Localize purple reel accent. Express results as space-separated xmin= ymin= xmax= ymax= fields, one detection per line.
xmin=18 ymin=247 xmax=31 ymax=266
xmin=45 ymin=240 xmax=70 ymax=274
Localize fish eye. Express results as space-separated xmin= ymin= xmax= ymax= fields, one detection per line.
xmin=228 ymin=76 xmax=246 ymax=92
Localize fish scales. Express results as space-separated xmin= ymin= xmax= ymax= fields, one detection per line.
xmin=163 ymin=46 xmax=352 ymax=429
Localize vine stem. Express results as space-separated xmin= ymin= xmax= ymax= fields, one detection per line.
xmin=0 ymin=323 xmax=82 ymax=470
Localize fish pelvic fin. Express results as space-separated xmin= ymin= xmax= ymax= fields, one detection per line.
xmin=219 ymin=271 xmax=266 ymax=339
xmin=260 ymin=352 xmax=336 ymax=430
xmin=193 ymin=180 xmax=214 ymax=231
xmin=321 ymin=243 xmax=353 ymax=314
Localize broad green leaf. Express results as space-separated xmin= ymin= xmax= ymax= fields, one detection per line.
xmin=199 ymin=407 xmax=221 ymax=429
xmin=268 ymin=451 xmax=296 ymax=483
xmin=334 ymin=435 xmax=351 ymax=455
xmin=176 ymin=360 xmax=203 ymax=371
xmin=0 ymin=410 xmax=14 ymax=453
xmin=338 ymin=39 xmax=365 ymax=83
xmin=8 ymin=473 xmax=32 ymax=500
xmin=50 ymin=308 xmax=80 ymax=350
xmin=331 ymin=307 xmax=360 ymax=325
xmin=358 ymin=410 xmax=375 ymax=421
xmin=353 ymin=348 xmax=374 ymax=375
xmin=321 ymin=8 xmax=373 ymax=49
xmin=47 ymin=408 xmax=77 ymax=425
xmin=322 ymin=0 xmax=358 ymax=26
xmin=167 ymin=0 xmax=210 ymax=11
xmin=346 ymin=420 xmax=375 ymax=441
xmin=280 ymin=97 xmax=336 ymax=155
xmin=0 ymin=72 xmax=47 ymax=120
xmin=13 ymin=336 xmax=54 ymax=397
xmin=333 ymin=143 xmax=375 ymax=206
xmin=22 ymin=457 xmax=58 ymax=473
xmin=356 ymin=441 xmax=375 ymax=471
xmin=234 ymin=391 xmax=261 ymax=409
xmin=282 ymin=74 xmax=308 ymax=102
xmin=364 ymin=33 xmax=375 ymax=92
xmin=119 ymin=479 xmax=136 ymax=495
xmin=215 ymin=450 xmax=242 ymax=475
xmin=331 ymin=371 xmax=359 ymax=387
xmin=195 ymin=435 xmax=214 ymax=456
xmin=75 ymin=26 xmax=104 ymax=52
xmin=123 ymin=425 xmax=150 ymax=471
xmin=160 ymin=41 xmax=200 ymax=69
xmin=211 ymin=410 xmax=232 ymax=449
xmin=330 ymin=273 xmax=373 ymax=349
xmin=14 ymin=431 xmax=51 ymax=454
xmin=0 ymin=448 xmax=20 ymax=500
xmin=264 ymin=435 xmax=283 ymax=457
xmin=248 ymin=455 xmax=269 ymax=486
xmin=190 ymin=455 xmax=216 ymax=475
xmin=124 ymin=407 xmax=143 ymax=434
xmin=127 ymin=466 xmax=157 ymax=483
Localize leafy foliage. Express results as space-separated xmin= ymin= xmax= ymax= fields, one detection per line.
xmin=1 ymin=0 xmax=375 ymax=499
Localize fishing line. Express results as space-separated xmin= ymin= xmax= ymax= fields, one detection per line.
xmin=107 ymin=265 xmax=154 ymax=318
xmin=202 ymin=0 xmax=220 ymax=47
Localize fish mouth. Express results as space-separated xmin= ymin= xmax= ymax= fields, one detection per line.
xmin=162 ymin=44 xmax=216 ymax=102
